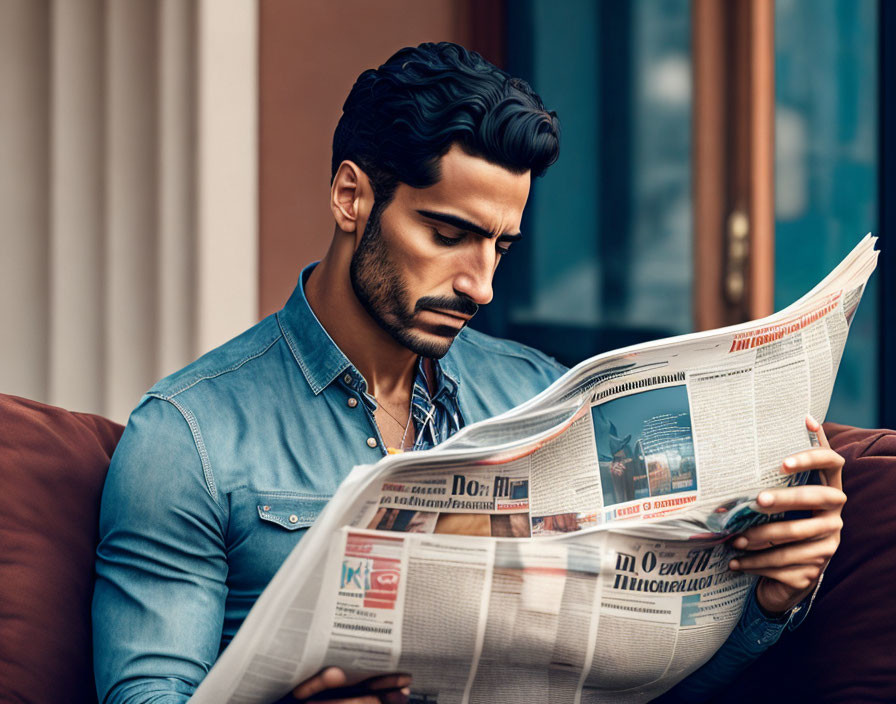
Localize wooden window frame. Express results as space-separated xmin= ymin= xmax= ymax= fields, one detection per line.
xmin=692 ymin=0 xmax=775 ymax=331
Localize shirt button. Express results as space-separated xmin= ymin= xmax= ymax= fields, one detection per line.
xmin=366 ymin=437 xmax=378 ymax=448
xmin=347 ymin=397 xmax=358 ymax=408
xmin=343 ymin=373 xmax=353 ymax=385
xmin=288 ymin=514 xmax=299 ymax=524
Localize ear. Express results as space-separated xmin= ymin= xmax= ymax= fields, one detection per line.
xmin=330 ymin=160 xmax=372 ymax=236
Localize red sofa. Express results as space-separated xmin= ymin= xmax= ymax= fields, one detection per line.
xmin=1 ymin=394 xmax=894 ymax=703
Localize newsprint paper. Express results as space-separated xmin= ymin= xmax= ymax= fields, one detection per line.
xmin=192 ymin=236 xmax=878 ymax=704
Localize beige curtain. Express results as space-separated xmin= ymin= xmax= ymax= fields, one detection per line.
xmin=0 ymin=0 xmax=258 ymax=423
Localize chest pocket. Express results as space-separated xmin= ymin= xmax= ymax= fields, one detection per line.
xmin=256 ymin=496 xmax=330 ymax=531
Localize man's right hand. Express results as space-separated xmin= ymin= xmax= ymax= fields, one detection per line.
xmin=292 ymin=667 xmax=411 ymax=704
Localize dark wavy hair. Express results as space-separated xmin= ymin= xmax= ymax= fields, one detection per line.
xmin=332 ymin=42 xmax=560 ymax=205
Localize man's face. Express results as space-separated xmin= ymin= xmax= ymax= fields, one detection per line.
xmin=350 ymin=144 xmax=531 ymax=358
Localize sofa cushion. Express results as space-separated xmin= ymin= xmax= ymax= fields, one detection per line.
xmin=714 ymin=423 xmax=896 ymax=703
xmin=0 ymin=394 xmax=123 ymax=704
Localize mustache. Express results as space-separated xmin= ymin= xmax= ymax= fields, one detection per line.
xmin=414 ymin=295 xmax=479 ymax=318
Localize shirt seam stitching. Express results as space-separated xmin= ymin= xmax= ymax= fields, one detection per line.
xmin=162 ymin=335 xmax=282 ymax=398
xmin=157 ymin=395 xmax=223 ymax=509
xmin=251 ymin=491 xmax=333 ymax=500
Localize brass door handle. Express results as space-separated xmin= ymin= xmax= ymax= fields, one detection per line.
xmin=725 ymin=210 xmax=749 ymax=305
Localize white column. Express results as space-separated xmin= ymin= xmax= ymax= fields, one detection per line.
xmin=48 ymin=0 xmax=105 ymax=412
xmin=104 ymin=0 xmax=160 ymax=421
xmin=0 ymin=1 xmax=50 ymax=401
xmin=0 ymin=0 xmax=260 ymax=422
xmin=157 ymin=0 xmax=197 ymax=379
xmin=195 ymin=0 xmax=259 ymax=355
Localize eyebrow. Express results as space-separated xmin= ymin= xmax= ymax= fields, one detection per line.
xmin=416 ymin=209 xmax=522 ymax=241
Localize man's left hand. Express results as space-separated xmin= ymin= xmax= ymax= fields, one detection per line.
xmin=728 ymin=415 xmax=846 ymax=615
xmin=291 ymin=667 xmax=410 ymax=703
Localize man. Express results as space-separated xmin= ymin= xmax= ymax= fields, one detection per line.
xmin=93 ymin=43 xmax=846 ymax=703
xmin=608 ymin=428 xmax=636 ymax=504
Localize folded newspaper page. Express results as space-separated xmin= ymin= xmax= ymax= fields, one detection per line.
xmin=192 ymin=236 xmax=878 ymax=703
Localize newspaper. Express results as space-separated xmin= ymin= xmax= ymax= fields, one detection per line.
xmin=191 ymin=235 xmax=878 ymax=703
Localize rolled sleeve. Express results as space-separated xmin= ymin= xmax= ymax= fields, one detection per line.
xmin=93 ymin=396 xmax=228 ymax=703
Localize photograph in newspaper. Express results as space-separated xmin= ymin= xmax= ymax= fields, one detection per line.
xmin=592 ymin=386 xmax=697 ymax=508
xmin=370 ymin=460 xmax=533 ymax=537
xmin=368 ymin=509 xmax=439 ymax=534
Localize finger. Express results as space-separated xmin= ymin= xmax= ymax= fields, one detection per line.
xmin=729 ymin=563 xmax=824 ymax=592
xmin=807 ymin=414 xmax=828 ymax=447
xmin=729 ymin=535 xmax=839 ymax=570
xmin=753 ymin=485 xmax=846 ymax=514
xmin=357 ymin=674 xmax=412 ymax=692
xmin=805 ymin=415 xmax=844 ymax=490
xmin=780 ymin=447 xmax=845 ymax=474
xmin=382 ymin=689 xmax=412 ymax=704
xmin=304 ymin=682 xmax=411 ymax=704
xmin=732 ymin=513 xmax=843 ymax=549
xmin=293 ymin=668 xmax=349 ymax=699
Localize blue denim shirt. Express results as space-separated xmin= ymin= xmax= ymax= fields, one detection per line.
xmin=93 ymin=265 xmax=798 ymax=703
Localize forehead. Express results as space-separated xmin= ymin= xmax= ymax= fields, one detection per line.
xmin=395 ymin=144 xmax=531 ymax=232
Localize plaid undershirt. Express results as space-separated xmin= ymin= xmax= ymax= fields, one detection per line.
xmin=407 ymin=357 xmax=462 ymax=451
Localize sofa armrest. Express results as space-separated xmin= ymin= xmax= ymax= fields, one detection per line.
xmin=0 ymin=394 xmax=123 ymax=704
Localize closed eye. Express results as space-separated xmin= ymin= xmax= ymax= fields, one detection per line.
xmin=433 ymin=229 xmax=464 ymax=246
xmin=496 ymin=236 xmax=520 ymax=255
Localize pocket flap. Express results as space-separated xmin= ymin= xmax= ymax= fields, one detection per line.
xmin=256 ymin=496 xmax=329 ymax=530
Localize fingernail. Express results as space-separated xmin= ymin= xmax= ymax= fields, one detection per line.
xmin=374 ymin=677 xmax=411 ymax=692
xmin=402 ymin=687 xmax=411 ymax=695
xmin=732 ymin=537 xmax=748 ymax=549
xmin=757 ymin=491 xmax=774 ymax=507
xmin=806 ymin=414 xmax=819 ymax=429
xmin=383 ymin=691 xmax=409 ymax=704
xmin=783 ymin=457 xmax=796 ymax=469
xmin=729 ymin=559 xmax=740 ymax=570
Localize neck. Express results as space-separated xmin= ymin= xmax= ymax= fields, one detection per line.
xmin=305 ymin=232 xmax=418 ymax=402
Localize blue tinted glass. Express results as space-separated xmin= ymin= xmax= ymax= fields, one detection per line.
xmin=479 ymin=0 xmax=692 ymax=365
xmin=774 ymin=0 xmax=879 ymax=426
xmin=628 ymin=0 xmax=692 ymax=334
xmin=521 ymin=0 xmax=601 ymax=327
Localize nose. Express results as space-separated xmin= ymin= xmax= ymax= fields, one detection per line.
xmin=452 ymin=248 xmax=495 ymax=306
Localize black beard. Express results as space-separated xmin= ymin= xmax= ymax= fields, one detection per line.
xmin=349 ymin=204 xmax=478 ymax=359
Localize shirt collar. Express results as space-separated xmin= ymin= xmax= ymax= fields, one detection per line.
xmin=423 ymin=353 xmax=459 ymax=403
xmin=277 ymin=263 xmax=355 ymax=395
xmin=277 ymin=263 xmax=461 ymax=399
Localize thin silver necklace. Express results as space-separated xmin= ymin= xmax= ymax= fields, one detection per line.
xmin=375 ymin=399 xmax=414 ymax=449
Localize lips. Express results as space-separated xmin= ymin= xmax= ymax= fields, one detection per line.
xmin=422 ymin=308 xmax=470 ymax=323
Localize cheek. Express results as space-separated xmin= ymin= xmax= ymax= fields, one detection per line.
xmin=402 ymin=258 xmax=448 ymax=298
xmin=394 ymin=242 xmax=456 ymax=290
xmin=377 ymin=217 xmax=464 ymax=292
